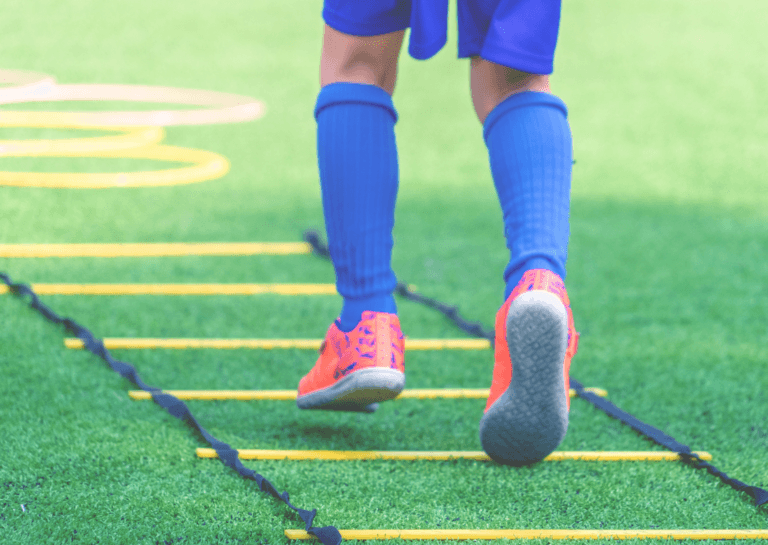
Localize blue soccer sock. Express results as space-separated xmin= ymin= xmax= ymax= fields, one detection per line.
xmin=315 ymin=83 xmax=399 ymax=332
xmin=483 ymin=91 xmax=573 ymax=300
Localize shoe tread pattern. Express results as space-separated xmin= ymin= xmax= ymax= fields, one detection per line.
xmin=479 ymin=291 xmax=569 ymax=465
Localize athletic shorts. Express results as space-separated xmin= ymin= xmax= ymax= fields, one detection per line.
xmin=322 ymin=0 xmax=562 ymax=74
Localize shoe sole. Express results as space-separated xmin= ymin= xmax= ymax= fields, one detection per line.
xmin=297 ymin=367 xmax=405 ymax=412
xmin=479 ymin=290 xmax=569 ymax=466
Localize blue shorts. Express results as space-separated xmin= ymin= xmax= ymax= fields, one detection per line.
xmin=323 ymin=0 xmax=562 ymax=74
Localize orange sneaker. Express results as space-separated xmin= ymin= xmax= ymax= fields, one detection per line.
xmin=297 ymin=311 xmax=405 ymax=412
xmin=479 ymin=269 xmax=579 ymax=465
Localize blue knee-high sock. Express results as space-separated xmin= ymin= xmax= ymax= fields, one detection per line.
xmin=315 ymin=83 xmax=399 ymax=331
xmin=483 ymin=91 xmax=573 ymax=301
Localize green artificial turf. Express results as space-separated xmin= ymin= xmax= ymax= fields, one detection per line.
xmin=1 ymin=0 xmax=767 ymax=543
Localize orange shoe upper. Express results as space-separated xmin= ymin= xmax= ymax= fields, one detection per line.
xmin=485 ymin=269 xmax=579 ymax=413
xmin=298 ymin=311 xmax=405 ymax=396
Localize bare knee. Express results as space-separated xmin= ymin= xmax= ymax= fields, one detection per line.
xmin=470 ymin=57 xmax=550 ymax=124
xmin=320 ymin=25 xmax=405 ymax=96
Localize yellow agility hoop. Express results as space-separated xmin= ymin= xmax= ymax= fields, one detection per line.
xmin=0 ymin=125 xmax=165 ymax=156
xmin=0 ymin=71 xmax=265 ymax=127
xmin=0 ymin=69 xmax=262 ymax=188
xmin=0 ymin=142 xmax=229 ymax=188
xmin=0 ymin=69 xmax=57 ymax=103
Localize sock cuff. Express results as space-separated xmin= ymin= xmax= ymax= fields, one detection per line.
xmin=314 ymin=82 xmax=398 ymax=123
xmin=483 ymin=91 xmax=567 ymax=143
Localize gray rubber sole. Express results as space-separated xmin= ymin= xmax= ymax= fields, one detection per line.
xmin=479 ymin=290 xmax=569 ymax=466
xmin=297 ymin=367 xmax=405 ymax=412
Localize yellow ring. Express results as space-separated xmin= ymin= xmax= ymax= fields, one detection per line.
xmin=0 ymin=72 xmax=262 ymax=188
xmin=0 ymin=125 xmax=165 ymax=156
xmin=0 ymin=69 xmax=57 ymax=103
xmin=0 ymin=143 xmax=229 ymax=188
xmin=0 ymin=83 xmax=264 ymax=127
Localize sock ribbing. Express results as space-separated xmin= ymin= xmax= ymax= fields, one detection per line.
xmin=315 ymin=83 xmax=399 ymax=331
xmin=483 ymin=91 xmax=573 ymax=300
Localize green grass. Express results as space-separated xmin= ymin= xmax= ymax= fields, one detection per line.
xmin=1 ymin=0 xmax=767 ymax=543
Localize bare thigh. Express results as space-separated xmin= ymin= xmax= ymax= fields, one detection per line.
xmin=320 ymin=24 xmax=406 ymax=96
xmin=470 ymin=57 xmax=550 ymax=124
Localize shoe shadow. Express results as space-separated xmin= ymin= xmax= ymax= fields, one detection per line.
xmin=284 ymin=421 xmax=375 ymax=450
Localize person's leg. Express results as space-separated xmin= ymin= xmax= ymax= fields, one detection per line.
xmin=317 ymin=25 xmax=405 ymax=331
xmin=470 ymin=58 xmax=550 ymax=124
xmin=321 ymin=25 xmax=404 ymax=96
xmin=470 ymin=58 xmax=577 ymax=463
xmin=471 ymin=58 xmax=571 ymax=298
xmin=298 ymin=25 xmax=407 ymax=411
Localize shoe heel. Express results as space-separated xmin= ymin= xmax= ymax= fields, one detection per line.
xmin=480 ymin=290 xmax=569 ymax=465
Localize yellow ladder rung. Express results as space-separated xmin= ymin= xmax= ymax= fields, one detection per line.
xmin=285 ymin=529 xmax=768 ymax=541
xmin=128 ymin=387 xmax=609 ymax=400
xmin=196 ymin=449 xmax=712 ymax=462
xmin=0 ymin=283 xmax=337 ymax=295
xmin=131 ymin=389 xmax=298 ymax=400
xmin=65 ymin=338 xmax=492 ymax=350
xmin=0 ymin=241 xmax=311 ymax=258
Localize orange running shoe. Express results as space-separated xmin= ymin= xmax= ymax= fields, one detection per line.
xmin=479 ymin=269 xmax=579 ymax=465
xmin=297 ymin=311 xmax=405 ymax=412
